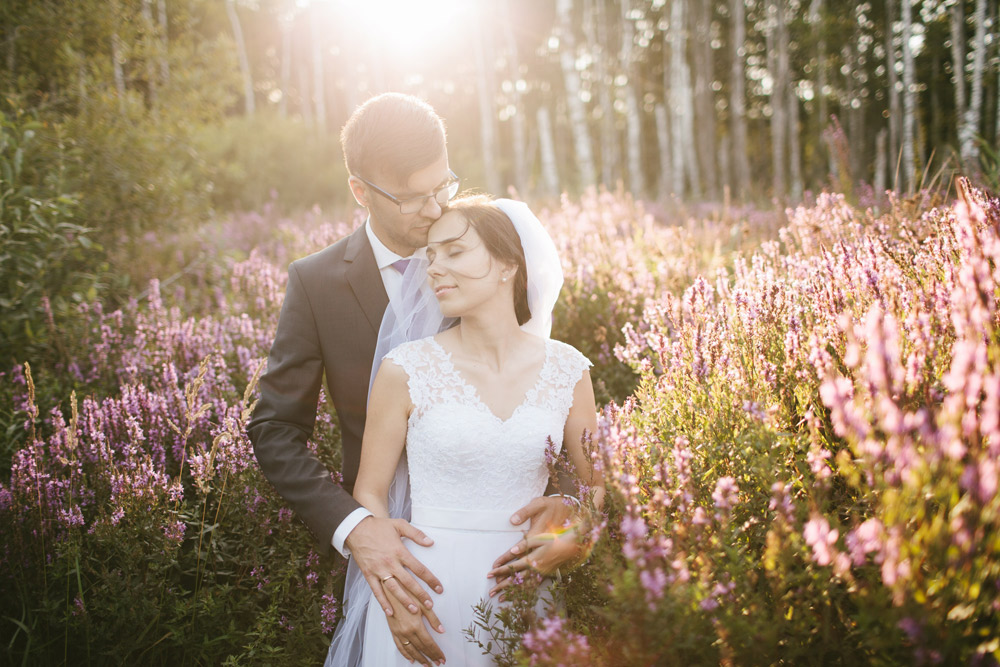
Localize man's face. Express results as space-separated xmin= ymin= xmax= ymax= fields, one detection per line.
xmin=358 ymin=154 xmax=452 ymax=257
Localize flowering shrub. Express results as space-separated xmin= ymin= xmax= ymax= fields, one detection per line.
xmin=0 ymin=212 xmax=348 ymax=663
xmin=2 ymin=184 xmax=997 ymax=664
xmin=530 ymin=180 xmax=1000 ymax=665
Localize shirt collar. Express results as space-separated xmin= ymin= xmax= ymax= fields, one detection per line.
xmin=365 ymin=217 xmax=425 ymax=269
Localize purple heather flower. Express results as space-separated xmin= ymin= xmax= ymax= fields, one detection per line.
xmin=712 ymin=476 xmax=739 ymax=512
xmin=803 ymin=515 xmax=840 ymax=567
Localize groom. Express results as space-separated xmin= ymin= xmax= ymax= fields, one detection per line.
xmin=249 ymin=93 xmax=573 ymax=663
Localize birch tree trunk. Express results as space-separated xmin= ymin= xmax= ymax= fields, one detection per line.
xmin=875 ymin=127 xmax=888 ymax=197
xmin=621 ymin=0 xmax=645 ymax=197
xmin=502 ymin=0 xmax=528 ymax=194
xmin=730 ymin=0 xmax=751 ymax=197
xmin=693 ymin=0 xmax=717 ymax=198
xmin=111 ymin=0 xmax=126 ymax=100
xmin=780 ymin=3 xmax=801 ymax=200
xmin=807 ymin=0 xmax=825 ymax=189
xmin=669 ymin=0 xmax=700 ymax=198
xmin=279 ymin=7 xmax=292 ymax=117
xmin=158 ymin=0 xmax=168 ymax=83
xmin=766 ymin=0 xmax=787 ymax=200
xmin=141 ymin=0 xmax=157 ymax=107
xmin=950 ymin=0 xmax=966 ymax=123
xmin=537 ymin=106 xmax=560 ymax=197
xmin=557 ymin=0 xmax=597 ymax=188
xmin=655 ymin=103 xmax=673 ymax=197
xmin=809 ymin=0 xmax=828 ymax=134
xmin=959 ymin=0 xmax=987 ymax=168
xmin=588 ymin=0 xmax=618 ymax=187
xmin=886 ymin=0 xmax=901 ymax=188
xmin=901 ymin=0 xmax=916 ymax=191
xmin=226 ymin=0 xmax=254 ymax=116
xmin=296 ymin=35 xmax=312 ymax=127
xmin=309 ymin=15 xmax=326 ymax=134
xmin=474 ymin=14 xmax=501 ymax=195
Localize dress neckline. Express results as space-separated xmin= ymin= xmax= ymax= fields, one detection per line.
xmin=428 ymin=337 xmax=551 ymax=423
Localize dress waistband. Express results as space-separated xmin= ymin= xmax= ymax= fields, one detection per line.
xmin=411 ymin=506 xmax=524 ymax=532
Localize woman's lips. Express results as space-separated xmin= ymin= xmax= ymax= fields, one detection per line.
xmin=434 ymin=285 xmax=455 ymax=297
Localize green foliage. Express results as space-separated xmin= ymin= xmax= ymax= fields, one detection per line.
xmin=0 ymin=109 xmax=106 ymax=369
xmin=198 ymin=111 xmax=350 ymax=213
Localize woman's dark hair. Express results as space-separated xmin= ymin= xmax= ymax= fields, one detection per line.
xmin=444 ymin=195 xmax=531 ymax=326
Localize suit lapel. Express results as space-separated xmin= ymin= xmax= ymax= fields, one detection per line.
xmin=345 ymin=225 xmax=389 ymax=334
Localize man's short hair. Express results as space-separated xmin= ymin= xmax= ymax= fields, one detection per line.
xmin=340 ymin=93 xmax=447 ymax=185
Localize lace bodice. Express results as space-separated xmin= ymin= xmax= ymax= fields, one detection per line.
xmin=382 ymin=337 xmax=592 ymax=513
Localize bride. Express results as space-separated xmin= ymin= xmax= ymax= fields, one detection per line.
xmin=327 ymin=195 xmax=602 ymax=665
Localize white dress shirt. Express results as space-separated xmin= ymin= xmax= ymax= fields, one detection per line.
xmin=331 ymin=219 xmax=422 ymax=557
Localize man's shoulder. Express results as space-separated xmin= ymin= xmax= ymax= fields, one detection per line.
xmin=289 ymin=226 xmax=366 ymax=277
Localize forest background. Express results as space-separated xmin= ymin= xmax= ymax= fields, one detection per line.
xmin=3 ymin=0 xmax=1000 ymax=664
xmin=2 ymin=0 xmax=1000 ymax=366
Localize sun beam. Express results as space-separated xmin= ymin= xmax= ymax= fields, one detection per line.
xmin=317 ymin=0 xmax=474 ymax=66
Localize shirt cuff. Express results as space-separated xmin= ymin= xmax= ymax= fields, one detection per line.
xmin=332 ymin=507 xmax=374 ymax=557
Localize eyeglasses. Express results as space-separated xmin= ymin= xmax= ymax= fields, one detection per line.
xmin=356 ymin=170 xmax=460 ymax=215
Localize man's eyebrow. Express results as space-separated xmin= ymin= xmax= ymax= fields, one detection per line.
xmin=398 ymin=175 xmax=451 ymax=200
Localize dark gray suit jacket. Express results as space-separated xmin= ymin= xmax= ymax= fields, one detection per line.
xmin=248 ymin=224 xmax=387 ymax=554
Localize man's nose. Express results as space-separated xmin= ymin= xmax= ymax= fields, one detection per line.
xmin=420 ymin=194 xmax=443 ymax=219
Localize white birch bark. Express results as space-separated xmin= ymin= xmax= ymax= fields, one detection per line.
xmin=959 ymin=0 xmax=987 ymax=167
xmin=730 ymin=0 xmax=751 ymax=197
xmin=141 ymin=0 xmax=157 ymax=106
xmin=809 ymin=0 xmax=827 ymax=127
xmin=875 ymin=127 xmax=888 ymax=197
xmin=537 ymin=106 xmax=560 ymax=196
xmin=226 ymin=0 xmax=254 ymax=116
xmin=655 ymin=103 xmax=673 ymax=197
xmin=950 ymin=1 xmax=966 ymax=122
xmin=279 ymin=5 xmax=293 ymax=117
xmin=474 ymin=15 xmax=501 ymax=195
xmin=766 ymin=0 xmax=787 ymax=199
xmin=309 ymin=15 xmax=325 ymax=134
xmin=621 ymin=0 xmax=645 ymax=197
xmin=886 ymin=0 xmax=901 ymax=188
xmin=901 ymin=0 xmax=917 ymax=191
xmin=158 ymin=0 xmax=168 ymax=83
xmin=780 ymin=3 xmax=801 ymax=200
xmin=111 ymin=0 xmax=126 ymax=100
xmin=502 ymin=0 xmax=528 ymax=193
xmin=587 ymin=0 xmax=618 ymax=187
xmin=296 ymin=35 xmax=312 ymax=127
xmin=693 ymin=0 xmax=716 ymax=197
xmin=557 ymin=0 xmax=596 ymax=188
xmin=669 ymin=0 xmax=700 ymax=198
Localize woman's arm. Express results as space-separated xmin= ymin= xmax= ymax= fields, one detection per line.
xmin=353 ymin=360 xmax=450 ymax=665
xmin=352 ymin=360 xmax=412 ymax=518
xmin=488 ymin=368 xmax=602 ymax=594
xmin=562 ymin=368 xmax=604 ymax=510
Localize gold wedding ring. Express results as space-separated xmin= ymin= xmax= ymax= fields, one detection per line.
xmin=402 ymin=641 xmax=411 ymax=645
xmin=381 ymin=574 xmax=396 ymax=583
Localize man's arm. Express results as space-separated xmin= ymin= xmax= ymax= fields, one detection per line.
xmin=249 ymin=262 xmax=360 ymax=553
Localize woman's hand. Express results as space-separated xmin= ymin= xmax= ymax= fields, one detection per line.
xmin=486 ymin=523 xmax=591 ymax=598
xmin=384 ymin=584 xmax=447 ymax=666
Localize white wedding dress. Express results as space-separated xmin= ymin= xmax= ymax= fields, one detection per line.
xmin=342 ymin=335 xmax=591 ymax=666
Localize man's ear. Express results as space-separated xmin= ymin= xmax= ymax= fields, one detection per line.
xmin=348 ymin=176 xmax=368 ymax=207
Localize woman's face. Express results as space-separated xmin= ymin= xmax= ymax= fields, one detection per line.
xmin=426 ymin=210 xmax=509 ymax=318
